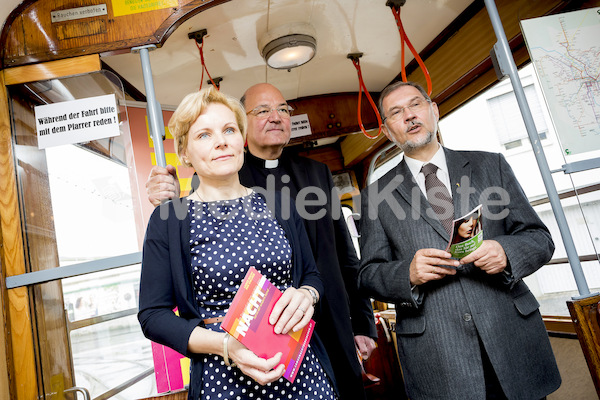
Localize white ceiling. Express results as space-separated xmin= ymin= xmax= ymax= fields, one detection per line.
xmin=2 ymin=0 xmax=475 ymax=107
xmin=101 ymin=0 xmax=474 ymax=107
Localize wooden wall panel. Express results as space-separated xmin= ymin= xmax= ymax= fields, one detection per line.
xmin=0 ymin=55 xmax=102 ymax=400
xmin=340 ymin=129 xmax=387 ymax=168
xmin=1 ymin=0 xmax=230 ymax=68
xmin=288 ymin=93 xmax=380 ymax=146
xmin=11 ymin=92 xmax=73 ymax=397
xmin=0 ymin=72 xmax=38 ymax=399
xmin=296 ymin=145 xmax=345 ymax=173
xmin=0 ymin=71 xmax=11 ymax=400
xmin=3 ymin=54 xmax=101 ymax=85
xmin=568 ymin=295 xmax=600 ymax=396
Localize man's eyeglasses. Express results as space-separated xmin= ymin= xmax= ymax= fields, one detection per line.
xmin=383 ymin=98 xmax=431 ymax=124
xmin=246 ymin=105 xmax=294 ymax=119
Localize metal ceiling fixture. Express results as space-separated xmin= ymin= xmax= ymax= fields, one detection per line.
xmin=259 ymin=23 xmax=317 ymax=70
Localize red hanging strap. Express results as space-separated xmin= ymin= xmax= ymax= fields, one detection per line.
xmin=391 ymin=6 xmax=432 ymax=96
xmin=195 ymin=39 xmax=219 ymax=91
xmin=348 ymin=54 xmax=383 ymax=140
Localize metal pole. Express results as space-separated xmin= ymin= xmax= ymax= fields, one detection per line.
xmin=131 ymin=44 xmax=166 ymax=167
xmin=484 ymin=0 xmax=595 ymax=298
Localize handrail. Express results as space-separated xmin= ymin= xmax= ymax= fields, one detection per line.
xmin=547 ymin=254 xmax=600 ymax=266
xmin=93 ymin=368 xmax=155 ymax=400
xmin=66 ymin=308 xmax=138 ymax=331
xmin=529 ymin=183 xmax=600 ymax=207
xmin=64 ymin=386 xmax=91 ymax=400
xmin=5 ymin=252 xmax=142 ymax=289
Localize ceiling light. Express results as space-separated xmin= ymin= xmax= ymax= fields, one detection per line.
xmin=259 ymin=23 xmax=317 ymax=70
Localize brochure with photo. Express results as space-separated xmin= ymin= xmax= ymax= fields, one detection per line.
xmin=445 ymin=204 xmax=483 ymax=259
xmin=220 ymin=267 xmax=315 ymax=383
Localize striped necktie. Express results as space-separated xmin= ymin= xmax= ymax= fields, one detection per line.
xmin=421 ymin=163 xmax=453 ymax=235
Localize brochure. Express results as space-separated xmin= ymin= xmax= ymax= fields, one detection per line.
xmin=445 ymin=204 xmax=483 ymax=259
xmin=220 ymin=267 xmax=315 ymax=383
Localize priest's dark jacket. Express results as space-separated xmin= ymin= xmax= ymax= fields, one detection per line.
xmin=238 ymin=150 xmax=377 ymax=400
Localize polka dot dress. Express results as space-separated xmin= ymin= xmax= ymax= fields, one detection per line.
xmin=188 ymin=192 xmax=336 ymax=400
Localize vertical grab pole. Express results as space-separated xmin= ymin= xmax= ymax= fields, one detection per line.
xmin=131 ymin=44 xmax=166 ymax=168
xmin=483 ymin=0 xmax=596 ymax=298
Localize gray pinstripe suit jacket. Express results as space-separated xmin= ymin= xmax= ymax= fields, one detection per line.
xmin=358 ymin=148 xmax=561 ymax=400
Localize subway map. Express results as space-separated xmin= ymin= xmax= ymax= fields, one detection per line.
xmin=521 ymin=7 xmax=600 ymax=155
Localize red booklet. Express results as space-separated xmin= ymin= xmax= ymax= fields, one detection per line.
xmin=221 ymin=267 xmax=315 ymax=382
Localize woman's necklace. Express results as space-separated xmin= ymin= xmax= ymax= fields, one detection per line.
xmin=193 ymin=187 xmax=250 ymax=221
xmin=194 ymin=187 xmax=249 ymax=203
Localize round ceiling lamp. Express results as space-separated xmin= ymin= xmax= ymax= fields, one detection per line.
xmin=259 ymin=23 xmax=317 ymax=70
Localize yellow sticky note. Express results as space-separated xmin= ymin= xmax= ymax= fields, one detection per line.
xmin=111 ymin=0 xmax=178 ymax=17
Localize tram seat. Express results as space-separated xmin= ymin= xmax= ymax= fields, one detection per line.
xmin=567 ymin=294 xmax=600 ymax=397
xmin=362 ymin=313 xmax=409 ymax=400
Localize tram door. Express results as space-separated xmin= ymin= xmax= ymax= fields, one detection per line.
xmin=5 ymin=69 xmax=157 ymax=399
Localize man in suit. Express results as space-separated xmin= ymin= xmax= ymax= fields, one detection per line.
xmin=358 ymin=81 xmax=561 ymax=399
xmin=147 ymin=83 xmax=377 ymax=400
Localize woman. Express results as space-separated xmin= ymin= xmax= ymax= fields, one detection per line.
xmin=451 ymin=212 xmax=481 ymax=245
xmin=138 ymin=87 xmax=337 ymax=400
xmin=456 ymin=216 xmax=475 ymax=240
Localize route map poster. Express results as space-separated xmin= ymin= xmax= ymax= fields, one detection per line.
xmin=521 ymin=8 xmax=600 ymax=156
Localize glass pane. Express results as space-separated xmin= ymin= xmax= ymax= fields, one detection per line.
xmin=67 ymin=296 xmax=154 ymax=399
xmin=46 ymin=144 xmax=139 ymax=263
xmin=8 ymin=70 xmax=156 ymax=399
xmin=63 ymin=268 xmax=152 ymax=397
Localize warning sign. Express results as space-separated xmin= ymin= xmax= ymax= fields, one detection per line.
xmin=35 ymin=94 xmax=121 ymax=149
xmin=290 ymin=113 xmax=312 ymax=139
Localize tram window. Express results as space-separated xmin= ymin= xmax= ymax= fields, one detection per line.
xmin=486 ymin=83 xmax=549 ymax=150
xmin=368 ymin=152 xmax=404 ymax=185
xmin=8 ymin=71 xmax=158 ymax=399
xmin=44 ymin=143 xmax=153 ymax=398
xmin=64 ymin=267 xmax=153 ymax=398
xmin=46 ymin=144 xmax=140 ymax=263
xmin=439 ymin=63 xmax=600 ymax=316
xmin=47 ymin=122 xmax=153 ymax=398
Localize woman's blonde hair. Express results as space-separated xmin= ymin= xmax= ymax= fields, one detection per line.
xmin=168 ymin=86 xmax=247 ymax=167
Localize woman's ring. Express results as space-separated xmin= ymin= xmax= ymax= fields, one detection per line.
xmin=298 ymin=307 xmax=306 ymax=313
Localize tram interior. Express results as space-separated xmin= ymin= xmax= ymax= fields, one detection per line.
xmin=2 ymin=0 xmax=600 ymax=399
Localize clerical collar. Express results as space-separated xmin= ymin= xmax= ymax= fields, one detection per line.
xmin=265 ymin=159 xmax=279 ymax=168
xmin=247 ymin=151 xmax=280 ymax=169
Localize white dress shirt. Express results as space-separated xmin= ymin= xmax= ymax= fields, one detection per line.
xmin=404 ymin=144 xmax=452 ymax=199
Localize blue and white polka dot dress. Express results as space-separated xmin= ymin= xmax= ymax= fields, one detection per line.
xmin=188 ymin=192 xmax=336 ymax=400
